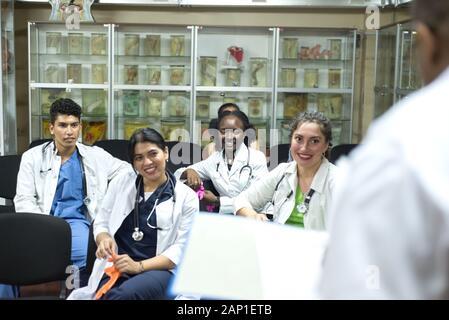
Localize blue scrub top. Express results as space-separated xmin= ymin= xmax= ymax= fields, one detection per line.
xmin=50 ymin=149 xmax=90 ymax=268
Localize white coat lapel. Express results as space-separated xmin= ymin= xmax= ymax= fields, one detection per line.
xmin=228 ymin=144 xmax=248 ymax=178
xmin=215 ymin=152 xmax=230 ymax=184
xmin=155 ymin=197 xmax=176 ymax=230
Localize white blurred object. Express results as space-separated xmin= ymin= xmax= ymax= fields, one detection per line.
xmin=171 ymin=213 xmax=328 ymax=300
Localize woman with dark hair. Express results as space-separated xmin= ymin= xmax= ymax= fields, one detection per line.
xmin=203 ymin=103 xmax=259 ymax=159
xmin=235 ymin=111 xmax=338 ymax=230
xmin=175 ymin=110 xmax=269 ymax=215
xmin=68 ymin=128 xmax=198 ymax=300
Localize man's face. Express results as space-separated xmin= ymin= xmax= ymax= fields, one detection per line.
xmin=49 ymin=114 xmax=81 ymax=149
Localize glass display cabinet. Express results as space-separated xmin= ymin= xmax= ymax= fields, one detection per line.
xmin=112 ymin=24 xmax=193 ymax=142
xmin=373 ymin=24 xmax=396 ymax=119
xmin=275 ymin=28 xmax=356 ymax=146
xmin=195 ymin=26 xmax=275 ymax=150
xmin=1 ymin=0 xmax=15 ymax=155
xmin=28 ymin=23 xmax=357 ymax=149
xmin=397 ymin=22 xmax=422 ymax=99
xmin=28 ymin=22 xmax=111 ymax=145
xmin=374 ymin=21 xmax=422 ymax=119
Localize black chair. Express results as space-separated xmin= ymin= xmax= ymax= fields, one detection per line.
xmin=85 ymin=222 xmax=97 ymax=277
xmin=268 ymin=143 xmax=291 ymax=170
xmin=0 ymin=154 xmax=21 ymax=213
xmin=94 ymin=139 xmax=130 ymax=163
xmin=0 ymin=213 xmax=71 ymax=299
xmin=166 ymin=141 xmax=202 ymax=173
xmin=29 ymin=139 xmax=52 ymax=150
xmin=329 ymin=143 xmax=359 ymax=164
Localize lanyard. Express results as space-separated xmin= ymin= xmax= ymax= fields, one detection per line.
xmin=297 ymin=189 xmax=315 ymax=214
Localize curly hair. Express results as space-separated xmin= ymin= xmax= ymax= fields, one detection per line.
xmin=289 ymin=111 xmax=332 ymax=146
xmin=50 ymin=98 xmax=82 ymax=124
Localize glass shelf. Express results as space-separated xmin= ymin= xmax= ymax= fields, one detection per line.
xmin=28 ymin=23 xmax=357 ymax=148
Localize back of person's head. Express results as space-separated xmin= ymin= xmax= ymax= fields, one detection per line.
xmin=217 ymin=103 xmax=240 ymax=116
xmin=50 ymin=98 xmax=82 ymax=124
xmin=412 ymin=0 xmax=449 ymax=34
xmin=128 ymin=127 xmax=166 ymax=163
xmin=289 ymin=111 xmax=332 ymax=146
xmin=217 ymin=110 xmax=255 ymax=147
xmin=412 ymin=0 xmax=449 ymax=84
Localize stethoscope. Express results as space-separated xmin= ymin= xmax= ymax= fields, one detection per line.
xmin=216 ymin=147 xmax=254 ymax=189
xmin=268 ymin=173 xmax=315 ymax=219
xmin=40 ymin=140 xmax=90 ymax=207
xmin=132 ymin=172 xmax=176 ymax=242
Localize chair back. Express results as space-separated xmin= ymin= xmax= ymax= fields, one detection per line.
xmin=29 ymin=139 xmax=52 ymax=150
xmin=268 ymin=143 xmax=291 ymax=170
xmin=0 ymin=213 xmax=71 ymax=286
xmin=329 ymin=144 xmax=359 ymax=164
xmin=94 ymin=139 xmax=130 ymax=163
xmin=0 ymin=154 xmax=22 ymax=202
xmin=166 ymin=141 xmax=202 ymax=173
xmin=85 ymin=222 xmax=97 ymax=276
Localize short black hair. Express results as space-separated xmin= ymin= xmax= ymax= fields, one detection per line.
xmin=217 ymin=110 xmax=255 ymax=147
xmin=50 ymin=98 xmax=82 ymax=124
xmin=412 ymin=0 xmax=449 ymax=36
xmin=128 ymin=127 xmax=166 ymax=163
xmin=218 ymin=103 xmax=240 ymax=116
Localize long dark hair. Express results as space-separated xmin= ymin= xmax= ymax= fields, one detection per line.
xmin=128 ymin=127 xmax=167 ymax=163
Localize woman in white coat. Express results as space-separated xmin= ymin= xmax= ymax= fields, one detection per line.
xmin=234 ymin=111 xmax=338 ymax=230
xmin=175 ymin=110 xmax=269 ymax=214
xmin=68 ymin=128 xmax=198 ymax=300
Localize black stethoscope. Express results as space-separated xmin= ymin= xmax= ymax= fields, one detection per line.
xmin=216 ymin=147 xmax=254 ymax=188
xmin=40 ymin=140 xmax=90 ymax=207
xmin=269 ymin=173 xmax=315 ymax=219
xmin=132 ymin=172 xmax=176 ymax=242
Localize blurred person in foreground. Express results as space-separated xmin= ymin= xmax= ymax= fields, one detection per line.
xmin=320 ymin=0 xmax=449 ymax=299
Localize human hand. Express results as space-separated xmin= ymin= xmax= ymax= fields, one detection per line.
xmin=203 ymin=190 xmax=219 ymax=205
xmin=113 ymin=254 xmax=142 ymax=275
xmin=254 ymin=214 xmax=269 ymax=222
xmin=96 ymin=234 xmax=117 ymax=260
xmin=184 ymin=169 xmax=202 ymax=190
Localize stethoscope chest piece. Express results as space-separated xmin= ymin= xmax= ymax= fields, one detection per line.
xmin=297 ymin=203 xmax=308 ymax=214
xmin=132 ymin=227 xmax=144 ymax=242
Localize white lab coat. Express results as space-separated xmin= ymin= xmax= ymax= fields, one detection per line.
xmin=14 ymin=141 xmax=132 ymax=221
xmin=319 ymin=67 xmax=449 ymax=299
xmin=174 ymin=144 xmax=269 ymax=214
xmin=68 ymin=171 xmax=199 ymax=300
xmin=234 ymin=158 xmax=338 ymax=230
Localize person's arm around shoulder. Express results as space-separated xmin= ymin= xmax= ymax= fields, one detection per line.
xmin=14 ymin=149 xmax=42 ymax=213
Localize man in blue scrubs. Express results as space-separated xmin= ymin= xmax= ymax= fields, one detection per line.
xmin=11 ymin=98 xmax=132 ymax=298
